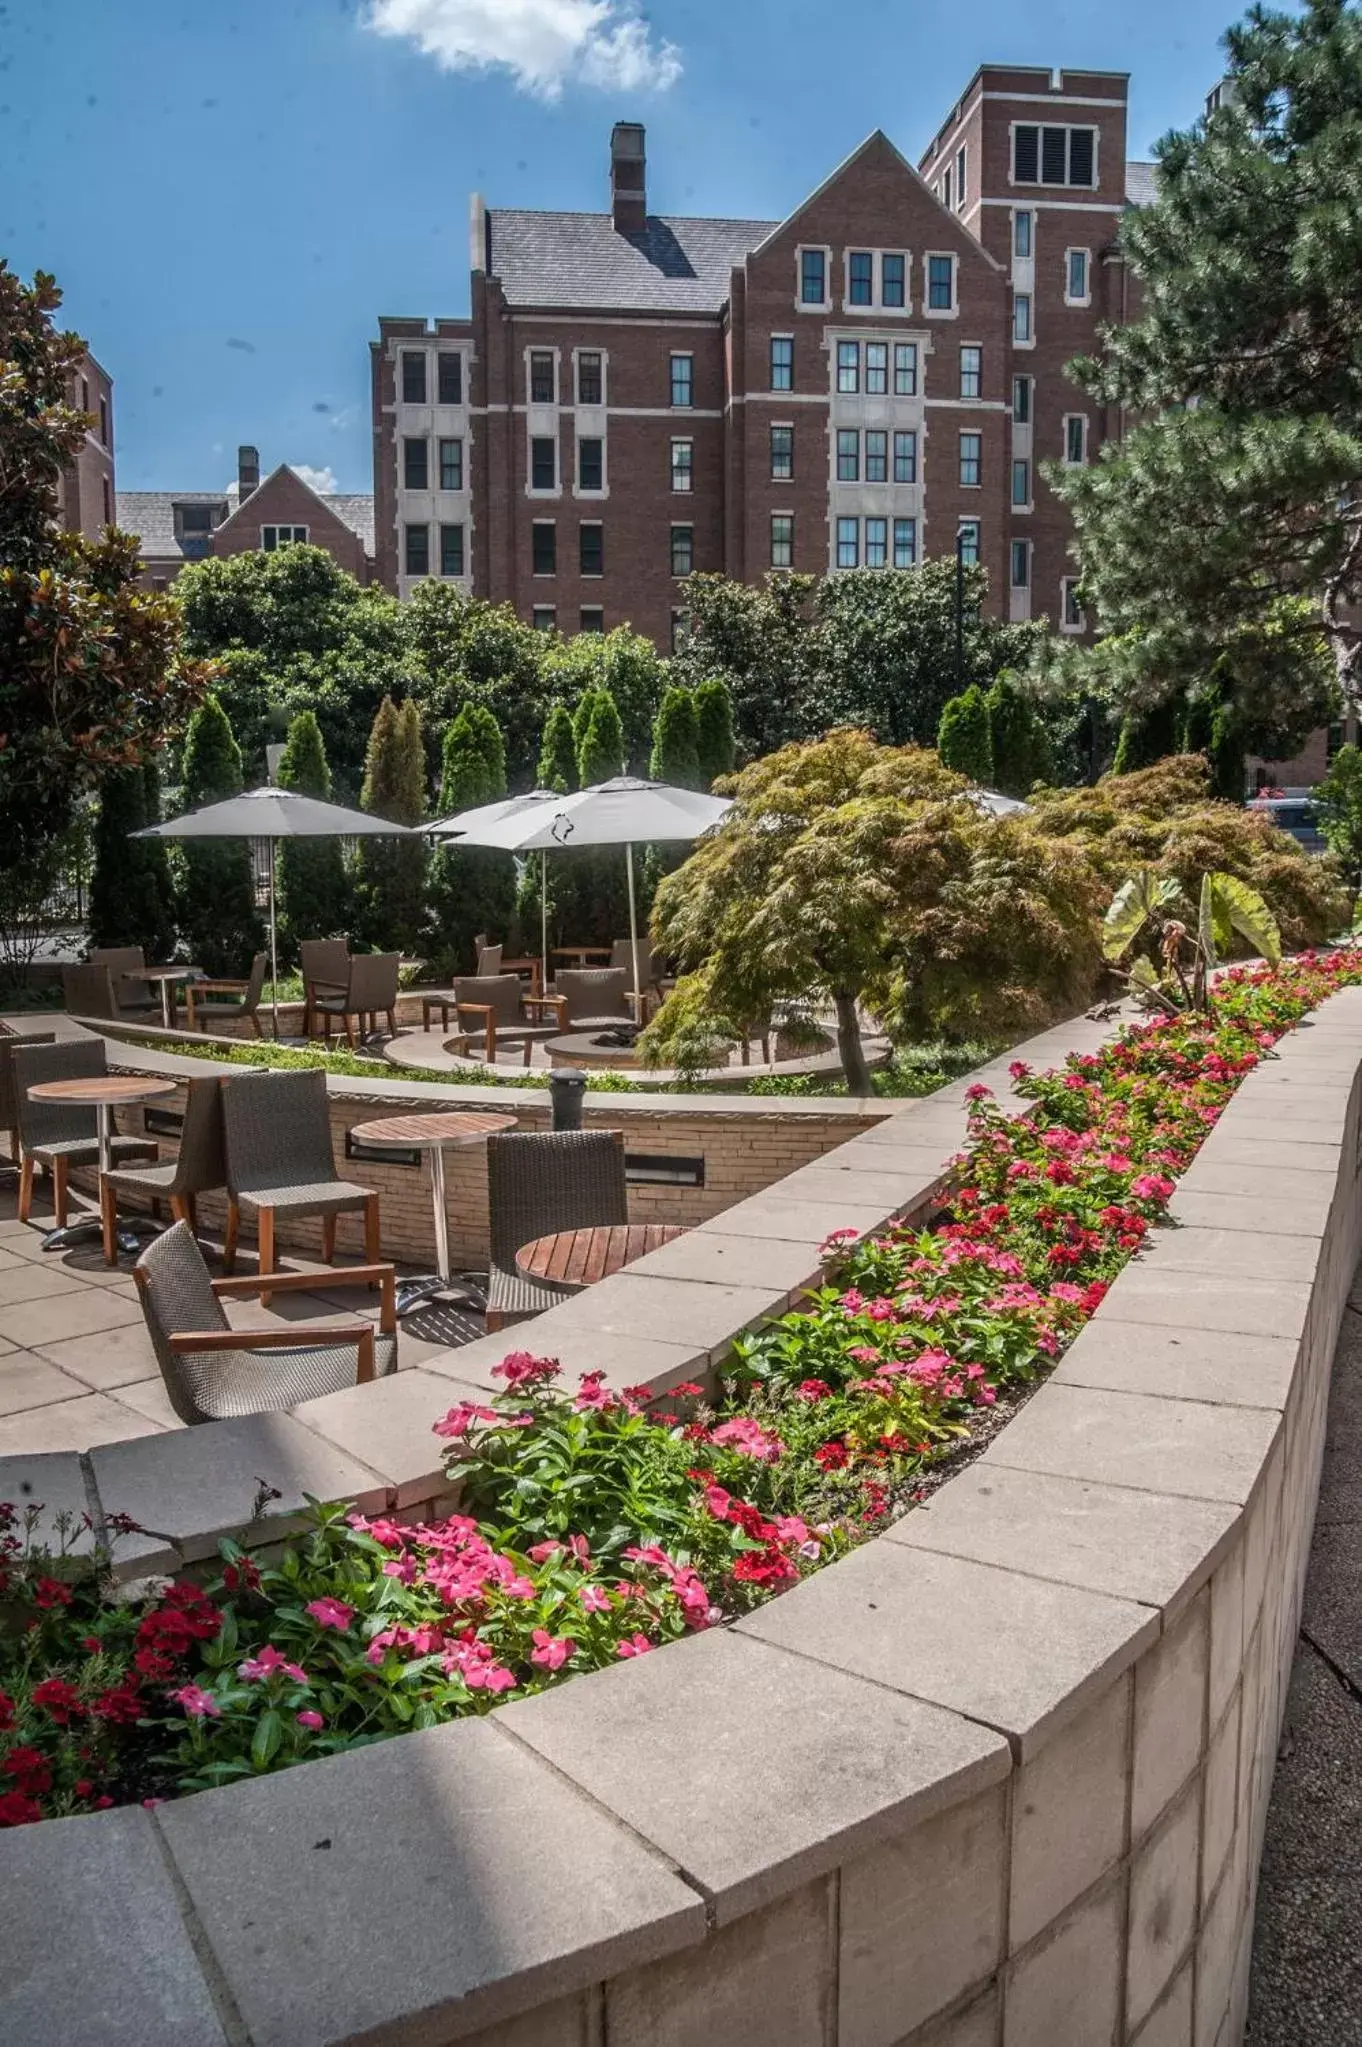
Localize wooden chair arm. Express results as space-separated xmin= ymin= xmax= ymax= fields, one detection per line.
xmin=522 ymin=995 xmax=568 ymax=1024
xmin=168 ymin=1320 xmax=372 ymax=1352
xmin=191 ymin=979 xmax=249 ymax=996
xmin=454 ymin=1002 xmax=494 ymax=1025
xmin=214 ymin=1265 xmax=397 ymax=1335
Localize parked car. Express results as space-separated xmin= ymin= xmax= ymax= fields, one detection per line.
xmin=1246 ymin=790 xmax=1328 ymax=856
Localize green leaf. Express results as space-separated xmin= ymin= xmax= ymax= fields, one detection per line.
xmin=1197 ymin=873 xmax=1218 ymax=971
xmin=251 ymin=1709 xmax=282 ymax=1769
xmin=1102 ymin=870 xmax=1180 ymax=961
xmin=1206 ymin=871 xmax=1282 ymax=965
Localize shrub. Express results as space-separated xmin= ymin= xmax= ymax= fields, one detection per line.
xmin=985 ymin=673 xmax=1050 ymax=798
xmin=352 ymin=697 xmax=429 ymax=954
xmin=936 ymin=683 xmax=994 ymax=784
xmin=274 ymin=711 xmax=349 ymax=967
xmin=693 ymin=677 xmax=737 ymax=787
xmin=537 ymin=700 xmax=577 ymax=794
xmin=88 ymin=760 xmax=177 ymax=960
xmin=429 ymin=704 xmax=514 ymax=969
xmin=176 ymin=696 xmax=263 ymax=975
xmin=649 ymin=686 xmax=701 ymax=789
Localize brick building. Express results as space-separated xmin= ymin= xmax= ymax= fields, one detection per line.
xmin=117 ymin=446 xmax=375 ymax=589
xmin=372 ymin=65 xmax=1154 ymax=649
xmin=60 ymin=349 xmax=115 ymax=540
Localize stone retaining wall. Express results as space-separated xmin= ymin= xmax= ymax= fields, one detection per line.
xmin=3 ymin=991 xmax=1359 ymax=2047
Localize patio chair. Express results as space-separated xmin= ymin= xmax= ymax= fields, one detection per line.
xmin=0 ymin=1028 xmax=55 ymax=1163
xmin=62 ymin=962 xmax=162 ymax=1026
xmin=12 ymin=1038 xmax=157 ymax=1228
xmin=134 ymin=1220 xmax=398 ymax=1425
xmin=184 ymin=952 xmax=268 ymax=1037
xmin=301 ymin=937 xmax=350 ymax=1037
xmin=608 ymin=940 xmax=672 ymax=1016
xmin=421 ymin=974 xmax=564 ymax=1064
xmin=221 ymin=1065 xmax=380 ymax=1294
xmin=99 ymin=1073 xmax=228 ymax=1265
xmin=554 ymin=968 xmax=635 ymax=1028
xmin=475 ymin=942 xmax=503 ymax=977
xmin=485 ymin=1129 xmax=628 ymax=1330
xmin=88 ymin=947 xmax=161 ymax=1021
xmin=311 ymin=951 xmax=401 ymax=1045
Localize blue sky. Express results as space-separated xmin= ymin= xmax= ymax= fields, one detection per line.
xmin=2 ymin=0 xmax=1245 ymax=495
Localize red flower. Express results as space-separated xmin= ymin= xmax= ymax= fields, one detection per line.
xmin=814 ymin=1440 xmax=849 ymax=1471
xmin=2 ymin=1746 xmax=52 ymax=1795
xmin=0 ymin=1790 xmax=42 ymax=1827
xmin=33 ymin=1577 xmax=72 ymax=1610
xmin=30 ymin=1678 xmax=83 ymax=1726
xmin=0 ymin=1692 xmax=14 ymax=1733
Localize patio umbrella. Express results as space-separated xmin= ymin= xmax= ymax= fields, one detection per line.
xmin=134 ymin=787 xmax=415 ymax=1035
xmin=429 ymin=777 xmax=733 ymax=1003
xmin=968 ymin=788 xmax=1031 ymax=817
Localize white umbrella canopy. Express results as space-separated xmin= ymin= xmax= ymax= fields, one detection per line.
xmin=429 ymin=777 xmax=734 ymax=1001
xmin=967 ymin=788 xmax=1032 ymax=817
xmin=134 ymin=786 xmax=415 ymax=1033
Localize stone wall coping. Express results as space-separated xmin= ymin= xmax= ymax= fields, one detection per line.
xmin=5 ymin=985 xmax=1360 ymax=2044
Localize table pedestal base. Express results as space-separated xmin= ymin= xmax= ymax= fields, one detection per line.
xmin=395 ymin=1270 xmax=488 ymax=1319
xmin=41 ymin=1213 xmax=161 ymax=1259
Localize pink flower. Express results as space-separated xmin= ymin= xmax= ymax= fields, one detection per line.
xmin=433 ymin=1401 xmax=497 ymax=1438
xmin=296 ymin=1709 xmax=324 ymax=1731
xmin=703 ymin=1483 xmax=732 ymax=1520
xmin=237 ymin=1645 xmax=308 ymax=1685
xmin=527 ymin=1541 xmax=563 ymax=1563
xmin=170 ymin=1684 xmax=220 ymax=1719
xmin=796 ymin=1377 xmax=832 ymax=1401
xmin=1131 ymin=1173 xmax=1175 ymax=1202
xmin=710 ymin=1417 xmax=784 ymax=1463
xmin=616 ymin=1633 xmax=653 ymax=1658
xmin=573 ymin=1370 xmax=616 ymax=1411
xmin=580 ymin=1584 xmax=612 ymax=1614
xmin=1008 ymin=1061 xmax=1031 ymax=1079
xmin=866 ymin=1298 xmax=897 ymax=1323
xmin=847 ymin=1345 xmax=881 ymax=1364
xmin=530 ymin=1629 xmax=576 ymax=1672
xmin=492 ymin=1351 xmax=560 ymax=1389
xmin=306 ymin=1598 xmax=354 ymax=1632
xmin=965 ymin=1083 xmax=993 ymax=1102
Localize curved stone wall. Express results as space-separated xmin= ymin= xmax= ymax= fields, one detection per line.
xmin=4 ymin=990 xmax=1359 ymax=2046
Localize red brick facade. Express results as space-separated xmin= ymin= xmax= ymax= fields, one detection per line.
xmin=60 ymin=350 xmax=115 ymax=540
xmin=210 ymin=465 xmax=371 ymax=581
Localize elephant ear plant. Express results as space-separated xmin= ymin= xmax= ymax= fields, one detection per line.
xmin=1103 ymin=866 xmax=1282 ymax=1013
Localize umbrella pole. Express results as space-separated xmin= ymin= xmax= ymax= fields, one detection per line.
xmin=540 ymin=849 xmax=549 ymax=999
xmin=267 ymin=839 xmax=280 ymax=1039
xmin=626 ymin=841 xmax=642 ymax=1022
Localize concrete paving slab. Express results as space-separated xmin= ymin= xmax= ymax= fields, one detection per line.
xmin=1168 ymin=1189 xmax=1335 ymax=1239
xmin=421 ymin=1324 xmax=706 ymax=1398
xmin=508 ymin=1271 xmax=783 ymax=1364
xmin=33 ymin=1317 xmax=163 ymax=1390
xmin=0 ymin=1447 xmax=95 ymax=1553
xmin=1052 ymin=1317 xmax=1300 ymax=1412
xmin=1094 ymin=1264 xmax=1312 ymax=1341
xmin=0 ymin=1390 xmax=166 ymax=1454
xmin=693 ymin=1195 xmax=894 ymax=1245
xmin=289 ymin=1366 xmax=457 ymax=1507
xmin=623 ymin=1229 xmax=825 ymax=1299
xmin=1136 ymin=1227 xmax=1322 ymax=1288
xmin=979 ymin=1381 xmax=1282 ymax=1506
xmin=0 ymin=1284 xmax=144 ymax=1349
xmin=0 ymin=1350 xmax=87 ymax=1416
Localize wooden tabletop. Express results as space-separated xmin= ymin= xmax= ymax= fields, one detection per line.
xmin=139 ymin=965 xmax=203 ymax=982
xmin=349 ymin=1109 xmax=516 ymax=1149
xmin=27 ymin=1075 xmax=179 ymax=1106
xmin=516 ymin=1222 xmax=687 ymax=1288
xmin=553 ymin=946 xmax=613 ymax=962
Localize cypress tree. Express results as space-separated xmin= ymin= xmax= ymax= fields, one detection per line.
xmin=353 ymin=697 xmax=429 ymax=954
xmin=430 ymin=704 xmax=514 ymax=968
xmin=538 ymin=701 xmax=578 ymax=792
xmin=937 ymin=684 xmax=994 ymax=784
xmin=177 ymin=696 xmax=262 ymax=974
xmin=693 ymin=677 xmax=736 ymax=787
xmin=88 ymin=762 xmax=177 ymax=960
xmin=1182 ymin=691 xmax=1217 ymax=756
xmin=1208 ymin=703 xmax=1247 ymax=804
xmin=985 ymin=673 xmax=1049 ymax=799
xmin=649 ymin=686 xmax=701 ymax=789
xmin=275 ymin=710 xmax=349 ymax=966
xmin=577 ymin=689 xmax=625 ymax=786
xmin=1111 ymin=697 xmax=1183 ymax=777
xmin=140 ymin=759 xmax=178 ymax=960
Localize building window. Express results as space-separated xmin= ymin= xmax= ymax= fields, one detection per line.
xmin=836 ymin=341 xmax=859 ymax=394
xmin=403 ymin=437 xmax=428 ymax=491
xmin=530 ymin=437 xmax=557 ymax=491
xmin=865 ymin=430 xmax=888 ymax=484
xmin=836 ymin=429 xmax=860 ymax=483
xmin=439 ymin=524 xmax=465 ymax=577
xmin=101 ymin=475 xmax=111 ymax=524
xmin=864 ymin=516 xmax=888 ymax=568
xmin=1013 ymin=123 xmax=1097 ymax=188
xmin=1013 ymin=210 xmax=1033 ymax=259
xmin=881 ymin=253 xmax=906 ymax=308
xmin=263 ymin=524 xmax=309 ymax=551
xmin=1011 ymin=458 xmax=1031 ymax=506
xmin=437 ymin=352 xmax=463 ymax=405
xmin=181 ymin=504 xmax=216 ymax=535
xmin=438 ymin=438 xmax=464 ymax=492
xmin=576 ymin=352 xmax=603 ymax=405
xmin=1013 ymin=294 xmax=1033 ymax=343
xmin=1012 ymin=375 xmax=1032 ymax=424
xmin=770 ymin=425 xmax=793 ymax=480
xmin=1011 ymin=539 xmax=1030 ymax=589
xmin=955 ymin=144 xmax=967 ymax=205
xmin=893 ymin=430 xmax=917 ymax=484
xmin=670 ymin=525 xmax=694 ymax=576
xmin=670 ymin=439 xmax=693 ymax=492
xmin=1061 ymin=577 xmax=1085 ymax=630
xmin=942 ymin=165 xmax=953 ymax=212
xmin=403 ymin=524 xmax=429 ymax=575
xmin=959 ymin=432 xmax=982 ymax=487
xmin=836 ymin=517 xmax=859 ymax=569
xmin=848 ymin=250 xmax=874 ymax=305
xmin=927 ymin=255 xmax=955 ymax=311
xmin=960 ymin=345 xmax=982 ymax=399
xmin=770 ymin=514 xmax=794 ymax=568
xmin=580 ymin=607 xmax=605 ymax=634
xmin=532 ymin=607 xmax=556 ymax=633
xmin=401 ymin=351 xmax=426 ymax=403
xmin=669 ymin=353 xmax=694 ymax=407
xmin=894 ymin=343 xmax=918 ymax=396
xmin=1065 ymin=248 xmax=1091 ymax=304
xmin=98 ymin=395 xmax=109 ymax=445
xmin=957 ymin=520 xmax=980 ymax=566
xmin=529 ymin=351 xmax=556 ymax=404
xmin=578 ymin=438 xmax=604 ymax=492
xmin=532 ymin=523 xmax=557 ymax=575
xmin=800 ymin=247 xmax=828 ymax=305
xmin=579 ymin=523 xmax=604 ymax=577
xmin=79 ymin=376 xmax=89 ymax=413
xmin=1064 ymin=414 xmax=1089 ymax=466
xmin=893 ymin=517 xmax=917 ymax=568
xmin=865 ymin=342 xmax=888 ymax=395
xmin=770 ymin=336 xmax=793 ymax=391
xmin=670 ymin=610 xmax=686 ymax=654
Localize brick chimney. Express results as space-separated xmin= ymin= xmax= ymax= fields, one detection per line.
xmin=610 ymin=122 xmax=646 ymax=235
xmin=237 ymin=444 xmax=260 ymax=499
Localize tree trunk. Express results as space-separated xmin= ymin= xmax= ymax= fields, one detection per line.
xmin=834 ymin=991 xmax=872 ymax=1097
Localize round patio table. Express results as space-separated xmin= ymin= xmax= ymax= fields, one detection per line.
xmin=139 ymin=965 xmax=204 ymax=1028
xmin=348 ymin=1109 xmax=516 ymax=1318
xmin=546 ymin=1029 xmax=645 ymax=1070
xmin=516 ymin=1222 xmax=687 ymax=1291
xmin=27 ymin=1074 xmax=178 ymax=1253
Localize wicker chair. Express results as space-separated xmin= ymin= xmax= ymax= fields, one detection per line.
xmin=88 ymin=947 xmax=161 ymax=1021
xmin=421 ymin=974 xmax=564 ymax=1064
xmin=475 ymin=943 xmax=503 ymax=977
xmin=99 ymin=1074 xmax=228 ymax=1265
xmin=554 ymin=968 xmax=635 ymax=1028
xmin=184 ymin=952 xmax=268 ymax=1037
xmin=311 ymin=952 xmax=401 ymax=1045
xmin=301 ymin=938 xmax=351 ymax=1037
xmin=485 ymin=1129 xmax=628 ymax=1330
xmin=134 ymin=1221 xmax=398 ymax=1425
xmin=62 ymin=962 xmax=162 ymax=1025
xmin=12 ymin=1038 xmax=157 ymax=1228
xmin=221 ymin=1066 xmax=380 ymax=1294
xmin=0 ymin=1028 xmax=55 ymax=1163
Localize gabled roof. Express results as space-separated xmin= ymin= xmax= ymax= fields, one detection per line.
xmin=485 ymin=209 xmax=777 ymax=313
xmin=1125 ymin=160 xmax=1159 ymax=207
xmin=114 ymin=491 xmax=228 ymax=561
xmin=753 ymin=129 xmax=1006 ymax=277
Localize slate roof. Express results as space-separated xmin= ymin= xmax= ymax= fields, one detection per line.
xmin=485 ymin=208 xmax=778 ymax=313
xmin=1125 ymin=160 xmax=1159 ymax=207
xmin=323 ymin=493 xmax=375 ymax=553
xmin=116 ymin=485 xmax=375 ymax=561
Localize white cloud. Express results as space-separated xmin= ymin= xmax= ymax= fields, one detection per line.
xmin=292 ymin=463 xmax=339 ymax=496
xmin=363 ymin=0 xmax=681 ymax=99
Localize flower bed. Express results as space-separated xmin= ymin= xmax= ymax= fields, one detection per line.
xmin=5 ymin=949 xmax=1361 ymax=1825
